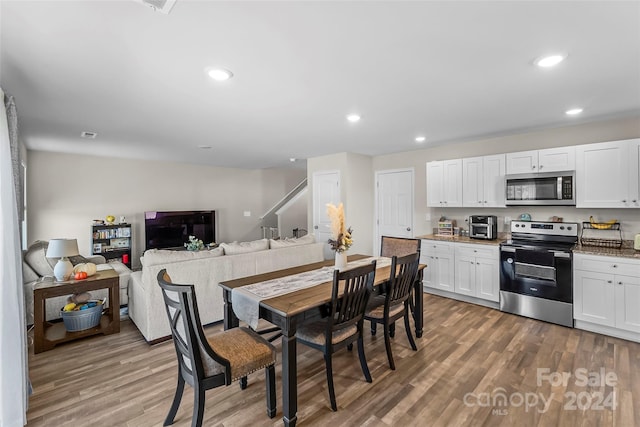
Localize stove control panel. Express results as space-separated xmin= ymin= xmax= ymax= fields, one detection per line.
xmin=511 ymin=221 xmax=578 ymax=237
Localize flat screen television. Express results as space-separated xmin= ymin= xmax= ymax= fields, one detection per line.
xmin=144 ymin=210 xmax=216 ymax=251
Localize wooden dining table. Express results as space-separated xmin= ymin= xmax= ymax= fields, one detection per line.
xmin=219 ymin=254 xmax=425 ymax=427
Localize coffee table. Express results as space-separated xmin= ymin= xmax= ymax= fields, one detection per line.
xmin=33 ymin=269 xmax=120 ymax=353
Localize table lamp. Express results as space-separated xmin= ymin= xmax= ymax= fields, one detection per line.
xmin=46 ymin=238 xmax=79 ymax=281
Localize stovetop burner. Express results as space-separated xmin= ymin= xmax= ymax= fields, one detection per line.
xmin=502 ymin=220 xmax=579 ymax=252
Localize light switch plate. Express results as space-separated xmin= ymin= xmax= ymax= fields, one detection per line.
xmin=244 ymin=211 xmax=251 ymax=217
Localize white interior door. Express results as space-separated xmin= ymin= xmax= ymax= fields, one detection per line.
xmin=375 ymin=168 xmax=414 ymax=255
xmin=312 ymin=170 xmax=341 ymax=260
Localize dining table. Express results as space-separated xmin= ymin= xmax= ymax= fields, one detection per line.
xmin=218 ymin=254 xmax=425 ymax=427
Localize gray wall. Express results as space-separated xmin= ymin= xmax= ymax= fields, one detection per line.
xmin=27 ymin=151 xmax=306 ymax=269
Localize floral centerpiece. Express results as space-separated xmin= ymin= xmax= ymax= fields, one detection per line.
xmin=326 ymin=203 xmax=352 ymax=269
xmin=184 ymin=235 xmax=204 ymax=251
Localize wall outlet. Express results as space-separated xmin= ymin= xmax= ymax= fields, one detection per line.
xmin=244 ymin=211 xmax=251 ymax=217
xmin=504 ymin=216 xmax=511 ymax=225
xmin=425 ymin=213 xmax=431 ymax=221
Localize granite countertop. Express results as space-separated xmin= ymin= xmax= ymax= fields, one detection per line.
xmin=572 ymin=242 xmax=640 ymax=260
xmin=416 ymin=233 xmax=509 ymax=246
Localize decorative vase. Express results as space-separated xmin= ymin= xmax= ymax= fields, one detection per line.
xmin=334 ymin=251 xmax=348 ymax=270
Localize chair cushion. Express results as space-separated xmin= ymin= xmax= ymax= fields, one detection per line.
xmin=366 ymin=302 xmax=405 ymax=320
xmin=297 ymin=320 xmax=357 ymax=346
xmin=207 ymin=327 xmax=275 ymax=381
xmin=220 ymin=239 xmax=269 ymax=255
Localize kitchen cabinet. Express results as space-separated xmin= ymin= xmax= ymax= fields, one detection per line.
xmin=462 ymin=154 xmax=506 ymax=208
xmin=426 ymin=159 xmax=463 ymax=207
xmin=506 ymin=147 xmax=575 ymax=175
xmin=575 ymin=138 xmax=640 ymax=208
xmin=574 ymin=253 xmax=640 ymax=337
xmin=420 ymin=240 xmax=454 ymax=292
xmin=454 ymin=244 xmax=499 ymax=302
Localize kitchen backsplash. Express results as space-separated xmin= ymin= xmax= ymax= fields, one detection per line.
xmin=428 ymin=206 xmax=640 ymax=240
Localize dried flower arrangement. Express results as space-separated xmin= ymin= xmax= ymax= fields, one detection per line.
xmin=326 ymin=202 xmax=353 ymax=253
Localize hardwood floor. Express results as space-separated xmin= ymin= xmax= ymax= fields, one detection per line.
xmin=26 ymin=294 xmax=639 ymax=426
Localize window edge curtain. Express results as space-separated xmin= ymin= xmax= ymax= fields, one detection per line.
xmin=0 ymin=88 xmax=28 ymax=426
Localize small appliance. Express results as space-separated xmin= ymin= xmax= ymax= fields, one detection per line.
xmin=469 ymin=215 xmax=498 ymax=240
xmin=505 ymin=171 xmax=575 ymax=206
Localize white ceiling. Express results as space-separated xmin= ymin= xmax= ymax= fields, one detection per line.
xmin=1 ymin=0 xmax=639 ymax=169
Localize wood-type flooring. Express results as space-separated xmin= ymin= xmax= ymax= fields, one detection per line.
xmin=26 ymin=294 xmax=640 ymax=426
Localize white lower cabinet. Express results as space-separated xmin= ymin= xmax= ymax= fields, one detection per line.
xmin=420 ymin=241 xmax=454 ymax=292
xmin=454 ymin=244 xmax=499 ymax=302
xmin=573 ymin=253 xmax=640 ymax=339
xmin=421 ymin=239 xmax=499 ymax=303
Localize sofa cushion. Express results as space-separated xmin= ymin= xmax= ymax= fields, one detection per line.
xmin=24 ymin=240 xmax=56 ymax=277
xmin=269 ymin=234 xmax=316 ymax=249
xmin=220 ymin=239 xmax=269 ymax=255
xmin=143 ymin=247 xmax=224 ymax=267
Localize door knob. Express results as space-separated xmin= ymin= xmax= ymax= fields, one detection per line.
xmin=314 ymin=225 xmax=318 ymax=229
xmin=406 ymin=227 xmax=411 ymax=231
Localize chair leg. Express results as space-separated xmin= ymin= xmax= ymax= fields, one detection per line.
xmin=265 ymin=364 xmax=276 ymax=418
xmin=347 ymin=343 xmax=353 ymax=351
xmin=164 ymin=373 xmax=185 ymax=426
xmin=324 ymin=353 xmax=337 ymax=411
xmin=357 ymin=334 xmax=372 ymax=383
xmin=404 ymin=311 xmax=418 ymax=351
xmin=370 ymin=322 xmax=377 ymax=336
xmin=383 ymin=322 xmax=396 ymax=370
xmin=389 ymin=322 xmax=396 ymax=338
xmin=191 ymin=383 xmax=205 ymax=427
xmin=239 ymin=376 xmax=247 ymax=389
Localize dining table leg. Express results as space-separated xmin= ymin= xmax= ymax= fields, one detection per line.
xmin=222 ymin=289 xmax=239 ymax=330
xmin=413 ymin=270 xmax=424 ymax=338
xmin=281 ymin=330 xmax=298 ymax=427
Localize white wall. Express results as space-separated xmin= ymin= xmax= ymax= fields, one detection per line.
xmin=372 ymin=115 xmax=640 ymax=239
xmin=27 ymin=151 xmax=306 ymax=269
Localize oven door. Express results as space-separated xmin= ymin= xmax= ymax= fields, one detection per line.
xmin=499 ymin=246 xmax=572 ymax=303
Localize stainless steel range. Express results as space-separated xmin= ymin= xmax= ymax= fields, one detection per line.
xmin=499 ymin=220 xmax=578 ymax=327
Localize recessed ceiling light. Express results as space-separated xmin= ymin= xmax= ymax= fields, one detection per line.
xmin=535 ymin=54 xmax=566 ymax=68
xmin=415 ymin=136 xmax=426 ymax=143
xmin=207 ymin=68 xmax=233 ymax=81
xmin=289 ymin=158 xmax=296 ymax=162
xmin=81 ymin=131 xmax=97 ymax=139
xmin=565 ymin=108 xmax=583 ymax=116
xmin=346 ymin=114 xmax=361 ymax=123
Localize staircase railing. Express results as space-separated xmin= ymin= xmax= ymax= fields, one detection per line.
xmin=260 ymin=178 xmax=308 ymax=238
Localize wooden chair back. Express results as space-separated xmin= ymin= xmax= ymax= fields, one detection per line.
xmin=327 ymin=261 xmax=376 ymax=336
xmin=387 ymin=253 xmax=420 ymax=308
xmin=380 ymin=236 xmax=421 ymax=258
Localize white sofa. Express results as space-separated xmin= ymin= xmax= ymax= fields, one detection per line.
xmin=22 ymin=240 xmax=132 ymax=325
xmin=128 ymin=236 xmax=325 ymax=343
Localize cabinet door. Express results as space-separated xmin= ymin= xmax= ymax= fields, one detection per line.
xmin=538 ymin=146 xmax=575 ymax=173
xmin=462 ymin=157 xmax=483 ymax=208
xmin=573 ymin=270 xmax=616 ymax=327
xmin=426 ymin=161 xmax=444 ymax=207
xmin=482 ymin=154 xmax=506 ymax=207
xmin=506 ymin=150 xmax=538 ymax=174
xmin=629 ymin=139 xmax=640 ymax=208
xmin=614 ymin=274 xmax=640 ymax=333
xmin=454 ymin=254 xmax=475 ymax=296
xmin=442 ymin=159 xmax=463 ymax=207
xmin=422 ymin=254 xmax=436 ymax=289
xmin=576 ymin=141 xmax=629 ymax=208
xmin=475 ymin=256 xmax=499 ymax=302
xmin=435 ymin=253 xmax=455 ymax=292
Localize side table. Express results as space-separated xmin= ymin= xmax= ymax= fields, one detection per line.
xmin=33 ymin=269 xmax=120 ymax=353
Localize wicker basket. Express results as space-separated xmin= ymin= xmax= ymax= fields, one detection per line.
xmin=61 ymin=301 xmax=104 ymax=332
xmin=580 ymin=222 xmax=623 ymax=249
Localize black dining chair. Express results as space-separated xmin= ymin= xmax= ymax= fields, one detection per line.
xmin=157 ymin=269 xmax=277 ymax=426
xmin=296 ymin=261 xmax=376 ymax=411
xmin=365 ymin=253 xmax=420 ymax=370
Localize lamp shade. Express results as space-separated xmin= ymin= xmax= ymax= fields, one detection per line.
xmin=46 ymin=239 xmax=79 ymax=258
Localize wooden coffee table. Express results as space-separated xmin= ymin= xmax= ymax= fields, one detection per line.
xmin=33 ymin=269 xmax=120 ymax=353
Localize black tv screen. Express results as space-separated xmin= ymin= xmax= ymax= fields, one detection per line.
xmin=144 ymin=210 xmax=216 ymax=251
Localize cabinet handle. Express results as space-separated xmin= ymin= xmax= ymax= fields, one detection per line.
xmin=618 ymin=281 xmax=623 ymax=285
xmin=633 ymin=200 xmax=637 ymax=203
xmin=532 ymin=165 xmax=536 ymax=169
xmin=612 ymin=265 xmax=618 ymax=268
xmin=470 ymin=261 xmax=474 ymax=264
xmin=607 ymin=280 xmax=613 ymax=283
xmin=478 ymin=201 xmax=482 ymax=204
xmin=539 ymin=165 xmax=543 ymax=169
xmin=622 ymin=200 xmax=627 ymax=203
xmin=483 ymin=201 xmax=487 ymax=204
xmin=477 ymin=262 xmax=480 ymax=265
xmin=435 ymin=257 xmax=439 ymax=260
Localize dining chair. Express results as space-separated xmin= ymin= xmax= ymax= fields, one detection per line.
xmin=296 ymin=261 xmax=376 ymax=411
xmin=157 ymin=269 xmax=277 ymax=427
xmin=365 ymin=253 xmax=420 ymax=370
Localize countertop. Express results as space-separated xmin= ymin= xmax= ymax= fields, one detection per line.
xmin=416 ymin=234 xmax=508 ymax=246
xmin=572 ymin=242 xmax=640 ymax=260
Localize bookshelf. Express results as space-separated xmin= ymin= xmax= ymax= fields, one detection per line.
xmin=91 ymin=223 xmax=132 ymax=268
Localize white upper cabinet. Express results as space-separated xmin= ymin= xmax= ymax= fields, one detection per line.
xmin=506 ymin=147 xmax=575 ymax=175
xmin=576 ymin=138 xmax=640 ymax=208
xmin=462 ymin=154 xmax=506 ymax=208
xmin=426 ymin=159 xmax=462 ymax=207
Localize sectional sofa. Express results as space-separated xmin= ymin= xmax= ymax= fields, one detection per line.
xmin=128 ymin=235 xmax=325 ymax=343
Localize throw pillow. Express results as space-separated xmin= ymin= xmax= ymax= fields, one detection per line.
xmin=269 ymin=234 xmax=316 ymax=249
xmin=23 ymin=240 xmax=56 ymax=277
xmin=220 ymin=238 xmax=269 ymax=255
xmin=69 ymin=254 xmax=90 ymax=265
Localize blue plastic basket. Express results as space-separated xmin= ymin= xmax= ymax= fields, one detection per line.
xmin=60 ymin=301 xmax=103 ymax=332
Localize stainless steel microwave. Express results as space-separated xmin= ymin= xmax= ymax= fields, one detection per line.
xmin=505 ymin=172 xmax=575 ymax=206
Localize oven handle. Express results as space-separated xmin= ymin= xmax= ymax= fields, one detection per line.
xmin=500 ymin=246 xmax=571 ymax=259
